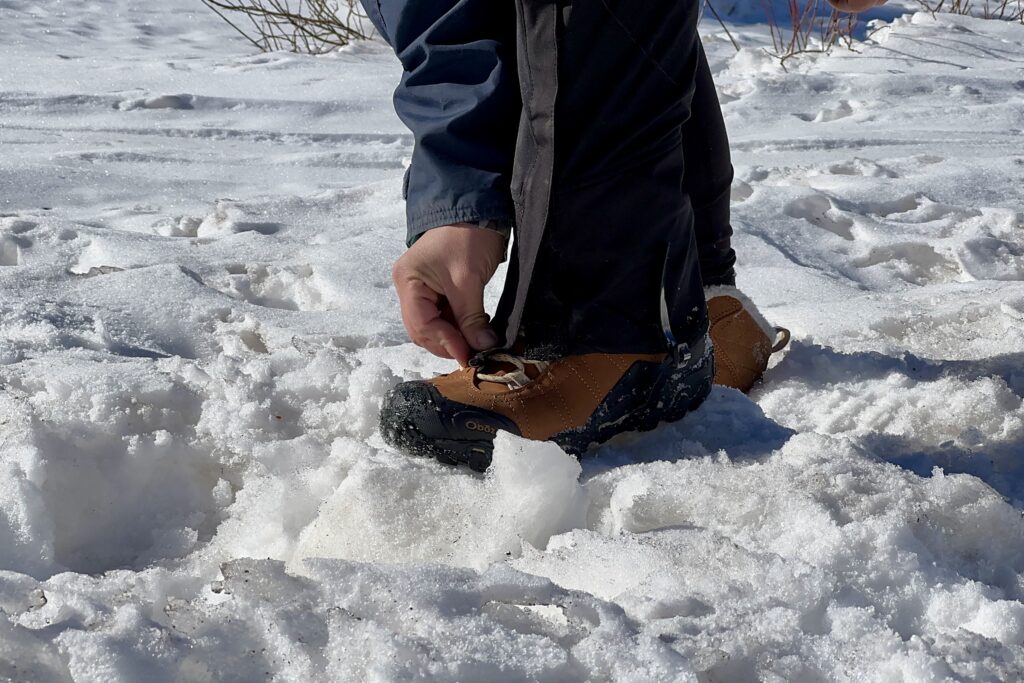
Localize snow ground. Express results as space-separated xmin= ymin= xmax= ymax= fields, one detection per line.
xmin=1 ymin=2 xmax=1023 ymax=681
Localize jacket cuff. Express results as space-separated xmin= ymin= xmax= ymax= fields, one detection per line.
xmin=406 ymin=201 xmax=515 ymax=247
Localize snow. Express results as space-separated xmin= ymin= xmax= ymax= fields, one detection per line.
xmin=1 ymin=1 xmax=1023 ymax=680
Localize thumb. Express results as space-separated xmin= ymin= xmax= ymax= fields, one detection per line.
xmin=445 ymin=279 xmax=500 ymax=352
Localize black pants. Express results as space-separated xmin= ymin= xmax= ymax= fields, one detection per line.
xmin=496 ymin=0 xmax=732 ymax=357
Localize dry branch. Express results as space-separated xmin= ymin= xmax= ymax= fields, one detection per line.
xmin=762 ymin=0 xmax=859 ymax=66
xmin=202 ymin=0 xmax=374 ymax=54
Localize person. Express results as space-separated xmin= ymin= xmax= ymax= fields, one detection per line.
xmin=363 ymin=0 xmax=883 ymax=471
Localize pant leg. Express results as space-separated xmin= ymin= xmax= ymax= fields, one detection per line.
xmin=684 ymin=43 xmax=737 ymax=288
xmin=497 ymin=0 xmax=707 ymax=357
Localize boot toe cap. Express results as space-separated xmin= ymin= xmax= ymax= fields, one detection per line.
xmin=379 ymin=380 xmax=520 ymax=471
xmin=379 ymin=381 xmax=444 ymax=453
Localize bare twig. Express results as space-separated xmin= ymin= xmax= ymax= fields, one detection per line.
xmin=761 ymin=0 xmax=859 ymax=66
xmin=202 ymin=0 xmax=375 ymax=54
xmin=704 ymin=0 xmax=742 ymax=51
xmin=916 ymin=0 xmax=1023 ymax=20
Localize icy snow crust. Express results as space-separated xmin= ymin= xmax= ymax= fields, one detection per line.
xmin=2 ymin=2 xmax=1024 ymax=681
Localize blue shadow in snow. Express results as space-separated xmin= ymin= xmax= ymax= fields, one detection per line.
xmin=582 ymin=387 xmax=798 ymax=477
xmin=767 ymin=342 xmax=1024 ymax=506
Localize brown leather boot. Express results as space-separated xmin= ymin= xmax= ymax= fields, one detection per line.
xmin=705 ymin=286 xmax=790 ymax=394
xmin=379 ymin=338 xmax=714 ymax=471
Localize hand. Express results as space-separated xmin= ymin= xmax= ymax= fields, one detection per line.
xmin=827 ymin=0 xmax=888 ymax=12
xmin=392 ymin=223 xmax=505 ymax=365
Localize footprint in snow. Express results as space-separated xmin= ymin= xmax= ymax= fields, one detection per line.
xmin=0 ymin=219 xmax=35 ymax=266
xmin=117 ymin=93 xmax=195 ymax=111
xmin=731 ymin=179 xmax=754 ymax=203
xmin=216 ymin=264 xmax=341 ymax=312
xmin=152 ymin=215 xmax=203 ymax=238
xmin=0 ymin=238 xmax=21 ymax=266
xmin=852 ymin=243 xmax=962 ymax=285
xmin=783 ymin=194 xmax=856 ymax=241
xmin=826 ymin=158 xmax=900 ymax=179
xmin=796 ymin=99 xmax=856 ymax=123
xmin=194 ymin=200 xmax=283 ymax=239
xmin=959 ymin=236 xmax=1024 ymax=282
xmin=859 ymin=193 xmax=981 ymax=225
xmin=3 ymin=218 xmax=38 ymax=235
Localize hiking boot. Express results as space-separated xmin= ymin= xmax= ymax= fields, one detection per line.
xmin=706 ymin=286 xmax=790 ymax=394
xmin=379 ymin=337 xmax=714 ymax=471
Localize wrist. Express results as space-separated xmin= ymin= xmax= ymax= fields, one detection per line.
xmin=443 ymin=221 xmax=511 ymax=263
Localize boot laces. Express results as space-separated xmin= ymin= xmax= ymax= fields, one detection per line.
xmin=474 ymin=353 xmax=550 ymax=390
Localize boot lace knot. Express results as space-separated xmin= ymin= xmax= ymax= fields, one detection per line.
xmin=474 ymin=353 xmax=551 ymax=390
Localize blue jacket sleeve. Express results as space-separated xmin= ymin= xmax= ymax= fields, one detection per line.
xmin=360 ymin=0 xmax=520 ymax=245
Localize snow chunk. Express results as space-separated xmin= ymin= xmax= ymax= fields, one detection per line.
xmin=291 ymin=433 xmax=588 ymax=570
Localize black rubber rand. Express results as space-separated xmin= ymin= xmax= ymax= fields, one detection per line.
xmin=378 ymin=381 xmax=522 ymax=472
xmin=379 ymin=355 xmax=713 ymax=472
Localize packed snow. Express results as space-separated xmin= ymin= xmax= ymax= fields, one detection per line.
xmin=1 ymin=2 xmax=1023 ymax=681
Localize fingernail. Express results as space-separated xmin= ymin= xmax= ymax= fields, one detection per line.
xmin=475 ymin=330 xmax=499 ymax=350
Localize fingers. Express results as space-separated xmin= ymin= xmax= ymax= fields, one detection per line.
xmin=390 ymin=224 xmax=506 ymax=365
xmin=445 ymin=277 xmax=500 ymax=353
xmin=396 ymin=277 xmax=472 ymax=365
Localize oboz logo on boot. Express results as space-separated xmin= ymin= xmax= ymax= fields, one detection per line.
xmin=465 ymin=420 xmax=497 ymax=435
